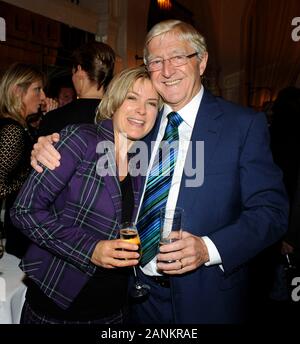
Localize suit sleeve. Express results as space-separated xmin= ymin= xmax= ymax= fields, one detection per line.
xmin=10 ymin=125 xmax=98 ymax=275
xmin=209 ymin=113 xmax=289 ymax=273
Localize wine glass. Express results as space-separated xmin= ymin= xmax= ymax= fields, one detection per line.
xmin=119 ymin=222 xmax=150 ymax=298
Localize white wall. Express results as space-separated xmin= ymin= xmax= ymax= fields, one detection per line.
xmin=2 ymin=0 xmax=100 ymax=33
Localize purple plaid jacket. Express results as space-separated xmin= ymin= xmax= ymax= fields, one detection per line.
xmin=11 ymin=120 xmax=142 ymax=309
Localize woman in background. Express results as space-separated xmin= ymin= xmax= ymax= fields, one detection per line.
xmin=38 ymin=41 xmax=115 ymax=136
xmin=0 ymin=63 xmax=48 ymax=257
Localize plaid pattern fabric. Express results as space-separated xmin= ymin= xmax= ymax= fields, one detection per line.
xmin=21 ymin=300 xmax=123 ymax=324
xmin=11 ymin=120 xmax=142 ymax=309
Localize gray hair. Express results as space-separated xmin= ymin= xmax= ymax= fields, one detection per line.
xmin=143 ymin=19 xmax=207 ymax=65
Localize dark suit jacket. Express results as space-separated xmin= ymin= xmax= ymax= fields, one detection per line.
xmin=38 ymin=98 xmax=100 ymax=136
xmin=145 ymin=90 xmax=289 ymax=323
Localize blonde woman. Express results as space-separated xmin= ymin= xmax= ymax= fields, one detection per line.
xmin=11 ymin=66 xmax=161 ymax=324
xmin=0 ymin=62 xmax=49 ymax=258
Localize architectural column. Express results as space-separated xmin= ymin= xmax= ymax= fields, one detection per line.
xmin=96 ymin=0 xmax=127 ymax=72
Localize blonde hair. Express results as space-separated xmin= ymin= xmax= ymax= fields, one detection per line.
xmin=0 ymin=63 xmax=45 ymax=127
xmin=143 ymin=19 xmax=207 ymax=64
xmin=96 ymin=66 xmax=162 ymax=122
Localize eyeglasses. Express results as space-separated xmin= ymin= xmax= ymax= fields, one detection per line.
xmin=147 ymin=52 xmax=199 ymax=72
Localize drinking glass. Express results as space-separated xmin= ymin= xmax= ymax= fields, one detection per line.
xmin=119 ymin=222 xmax=150 ymax=298
xmin=159 ymin=207 xmax=183 ymax=263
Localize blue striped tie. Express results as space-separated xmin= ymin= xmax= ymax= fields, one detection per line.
xmin=138 ymin=112 xmax=183 ymax=266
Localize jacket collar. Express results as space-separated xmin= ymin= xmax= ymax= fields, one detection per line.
xmin=97 ymin=119 xmax=114 ymax=142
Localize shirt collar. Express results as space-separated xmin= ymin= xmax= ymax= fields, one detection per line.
xmin=162 ymin=86 xmax=204 ymax=128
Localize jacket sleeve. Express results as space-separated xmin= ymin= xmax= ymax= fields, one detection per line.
xmin=209 ymin=113 xmax=289 ymax=273
xmin=10 ymin=125 xmax=98 ymax=275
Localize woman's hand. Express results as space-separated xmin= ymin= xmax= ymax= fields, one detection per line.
xmin=91 ymin=239 xmax=140 ymax=269
xmin=41 ymin=97 xmax=58 ymax=113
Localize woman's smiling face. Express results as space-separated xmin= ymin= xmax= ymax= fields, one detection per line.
xmin=113 ymin=77 xmax=159 ymax=145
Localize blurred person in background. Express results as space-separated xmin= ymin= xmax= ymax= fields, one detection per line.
xmin=38 ymin=41 xmax=115 ymax=137
xmin=0 ymin=62 xmax=55 ymax=258
xmin=47 ymin=75 xmax=76 ymax=108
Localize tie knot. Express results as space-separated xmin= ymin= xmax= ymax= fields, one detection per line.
xmin=167 ymin=112 xmax=183 ymax=128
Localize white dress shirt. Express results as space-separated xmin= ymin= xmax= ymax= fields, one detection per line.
xmin=137 ymin=87 xmax=221 ymax=276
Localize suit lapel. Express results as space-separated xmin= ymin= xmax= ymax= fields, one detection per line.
xmin=97 ymin=120 xmax=122 ymax=227
xmin=101 ymin=152 xmax=145 ymax=227
xmin=192 ymin=89 xmax=223 ymax=165
xmin=177 ymin=90 xmax=224 ymax=210
xmin=131 ymin=173 xmax=143 ymax=221
xmin=102 ymin=172 xmax=122 ymax=227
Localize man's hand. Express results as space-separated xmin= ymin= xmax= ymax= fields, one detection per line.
xmin=31 ymin=134 xmax=61 ymax=172
xmin=91 ymin=240 xmax=140 ymax=269
xmin=156 ymin=231 xmax=209 ymax=275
